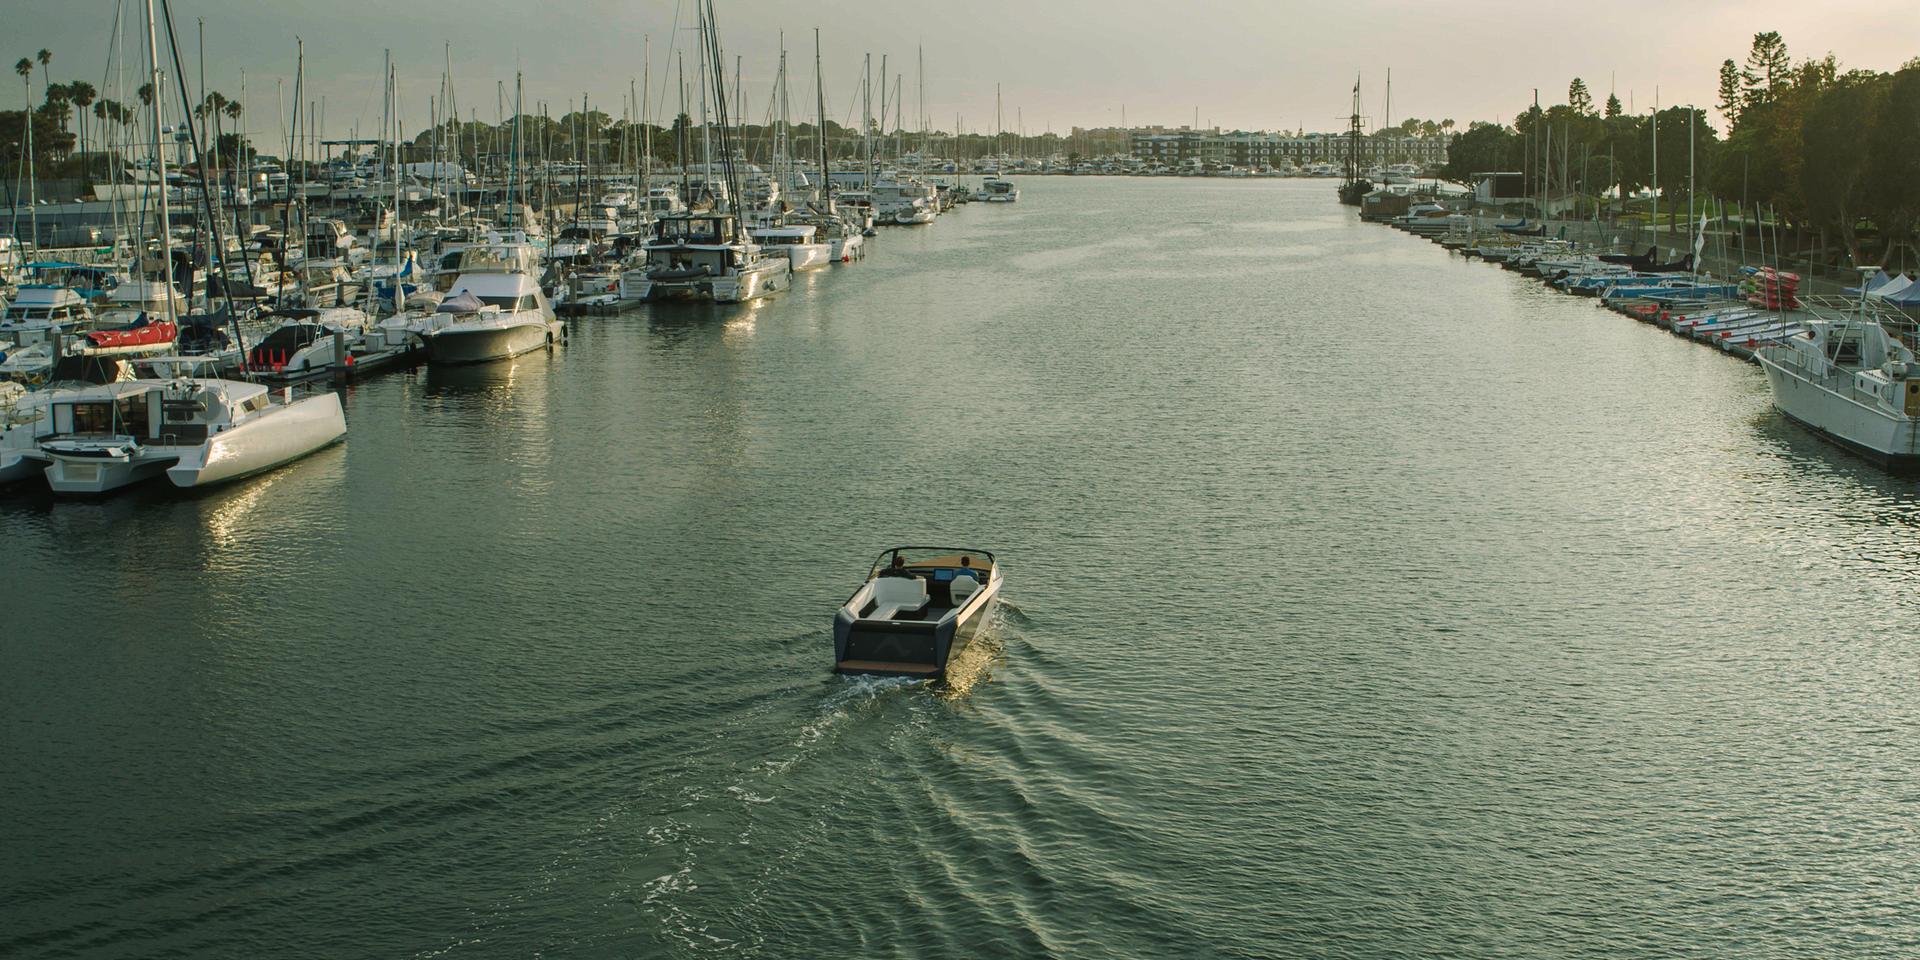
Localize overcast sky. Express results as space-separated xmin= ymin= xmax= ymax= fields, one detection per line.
xmin=7 ymin=0 xmax=1916 ymax=143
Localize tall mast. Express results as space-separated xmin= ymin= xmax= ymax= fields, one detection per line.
xmin=144 ymin=0 xmax=176 ymax=324
xmin=814 ymin=28 xmax=830 ymax=211
xmin=639 ymin=43 xmax=650 ymax=212
xmin=862 ymin=53 xmax=872 ymax=191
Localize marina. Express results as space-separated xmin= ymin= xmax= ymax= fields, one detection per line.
xmin=5 ymin=4 xmax=1920 ymax=958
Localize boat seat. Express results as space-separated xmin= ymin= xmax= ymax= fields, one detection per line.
xmin=868 ymin=576 xmax=927 ymax=620
xmin=949 ymin=573 xmax=981 ymax=607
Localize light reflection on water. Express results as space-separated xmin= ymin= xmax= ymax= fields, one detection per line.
xmin=4 ymin=178 xmax=1920 ymax=959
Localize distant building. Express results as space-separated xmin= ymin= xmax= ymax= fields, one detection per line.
xmin=1129 ymin=128 xmax=1449 ymax=167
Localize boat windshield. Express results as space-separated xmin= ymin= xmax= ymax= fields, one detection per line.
xmin=867 ymin=547 xmax=995 ymax=581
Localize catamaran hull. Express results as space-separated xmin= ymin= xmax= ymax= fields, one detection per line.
xmin=713 ymin=262 xmax=791 ymax=303
xmin=42 ymin=453 xmax=174 ymax=495
xmin=166 ymin=393 xmax=347 ymax=488
xmin=1759 ymin=356 xmax=1920 ymax=470
xmin=0 ymin=450 xmax=47 ymax=485
xmin=422 ymin=322 xmax=555 ymax=365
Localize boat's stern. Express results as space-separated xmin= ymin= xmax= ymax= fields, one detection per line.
xmin=834 ymin=609 xmax=947 ymax=678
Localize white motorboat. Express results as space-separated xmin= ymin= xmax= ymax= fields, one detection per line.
xmin=414 ymin=243 xmax=561 ymax=364
xmin=1 ymin=286 xmax=97 ymax=383
xmin=25 ymin=373 xmax=346 ymax=494
xmin=1755 ymin=288 xmax=1920 ymax=470
xmin=833 ymin=547 xmax=1003 ymax=679
xmin=748 ymin=224 xmax=833 ymax=272
xmin=620 ymin=213 xmax=791 ymax=304
xmin=91 ymin=278 xmax=187 ymax=328
xmin=980 ymin=176 xmax=1020 ymax=203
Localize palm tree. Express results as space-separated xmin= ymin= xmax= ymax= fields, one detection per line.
xmin=70 ymin=80 xmax=96 ymax=156
xmin=136 ymin=81 xmax=153 ymax=106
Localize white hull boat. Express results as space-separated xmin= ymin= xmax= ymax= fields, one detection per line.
xmin=29 ymin=377 xmax=347 ymax=495
xmin=833 ymin=547 xmax=1002 ymax=679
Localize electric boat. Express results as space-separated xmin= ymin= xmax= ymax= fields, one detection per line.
xmin=833 ymin=547 xmax=1002 ymax=679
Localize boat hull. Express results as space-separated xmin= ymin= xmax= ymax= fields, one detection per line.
xmin=833 ymin=576 xmax=1001 ymax=679
xmin=42 ymin=449 xmax=174 ymax=495
xmin=1758 ymin=354 xmax=1920 ymax=470
xmin=166 ymin=392 xmax=347 ymax=488
xmin=423 ymin=321 xmax=556 ymax=365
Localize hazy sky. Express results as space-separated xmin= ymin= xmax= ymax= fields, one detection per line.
xmin=7 ymin=0 xmax=1916 ymax=144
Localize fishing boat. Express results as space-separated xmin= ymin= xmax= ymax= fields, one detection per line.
xmin=833 ymin=547 xmax=1002 ymax=679
xmin=1755 ymin=284 xmax=1920 ymax=470
xmin=25 ymin=370 xmax=347 ymax=494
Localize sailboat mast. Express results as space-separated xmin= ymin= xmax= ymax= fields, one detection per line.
xmin=143 ymin=0 xmax=176 ymax=324
xmin=862 ymin=53 xmax=872 ymax=191
xmin=814 ymin=28 xmax=830 ymax=210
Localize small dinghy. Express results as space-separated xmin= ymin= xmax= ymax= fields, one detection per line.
xmin=834 ymin=547 xmax=1002 ymax=679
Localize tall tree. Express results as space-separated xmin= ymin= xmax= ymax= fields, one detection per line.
xmin=1568 ymin=78 xmax=1595 ymax=116
xmin=1743 ymin=31 xmax=1791 ymax=110
xmin=1863 ymin=63 xmax=1920 ymax=265
xmin=1605 ymin=93 xmax=1622 ymax=118
xmin=1717 ymin=59 xmax=1742 ymax=128
xmin=1800 ymin=70 xmax=1887 ymax=263
xmin=69 ymin=80 xmax=95 ymax=155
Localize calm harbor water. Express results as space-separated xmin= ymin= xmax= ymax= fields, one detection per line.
xmin=5 ymin=178 xmax=1920 ymax=958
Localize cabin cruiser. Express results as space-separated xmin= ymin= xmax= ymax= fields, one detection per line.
xmin=833 ymin=547 xmax=1002 ymax=679
xmin=620 ymin=213 xmax=791 ymax=304
xmin=748 ymin=224 xmax=833 ymax=272
xmin=92 ymin=278 xmax=188 ymax=328
xmin=417 ymin=243 xmax=563 ymax=364
xmin=1 ymin=286 xmax=99 ymax=384
xmin=550 ymin=217 xmax=620 ymax=263
xmin=980 ymin=177 xmax=1020 ymax=203
xmin=644 ymin=187 xmax=689 ymax=219
xmin=22 ymin=369 xmax=346 ymax=494
xmin=1755 ymin=287 xmax=1920 ymax=470
xmin=871 ymin=178 xmax=938 ymax=224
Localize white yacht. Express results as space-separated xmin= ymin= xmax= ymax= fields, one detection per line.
xmin=25 ymin=372 xmax=346 ymax=494
xmin=1 ymin=287 xmax=97 ymax=384
xmin=871 ymin=177 xmax=938 ymax=224
xmin=418 ymin=243 xmax=563 ymax=364
xmin=980 ymin=177 xmax=1020 ymax=202
xmin=620 ymin=213 xmax=791 ymax=304
xmin=1755 ymin=288 xmax=1920 ymax=470
xmin=748 ymin=224 xmax=833 ymax=272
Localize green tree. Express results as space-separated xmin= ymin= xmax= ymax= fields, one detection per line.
xmin=68 ymin=80 xmax=95 ymax=155
xmin=1863 ymin=63 xmax=1920 ymax=264
xmin=1568 ymin=78 xmax=1594 ymax=116
xmin=1743 ymin=31 xmax=1791 ymax=110
xmin=1717 ymin=59 xmax=1742 ymax=128
xmin=1605 ymin=93 xmax=1622 ymax=118
xmin=1800 ymin=70 xmax=1887 ymax=262
xmin=1440 ymin=120 xmax=1517 ymax=185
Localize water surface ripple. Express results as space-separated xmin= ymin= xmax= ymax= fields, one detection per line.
xmin=5 ymin=179 xmax=1919 ymax=958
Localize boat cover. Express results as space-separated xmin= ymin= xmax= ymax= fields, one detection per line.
xmin=436 ymin=291 xmax=486 ymax=314
xmin=85 ymin=317 xmax=178 ymax=349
